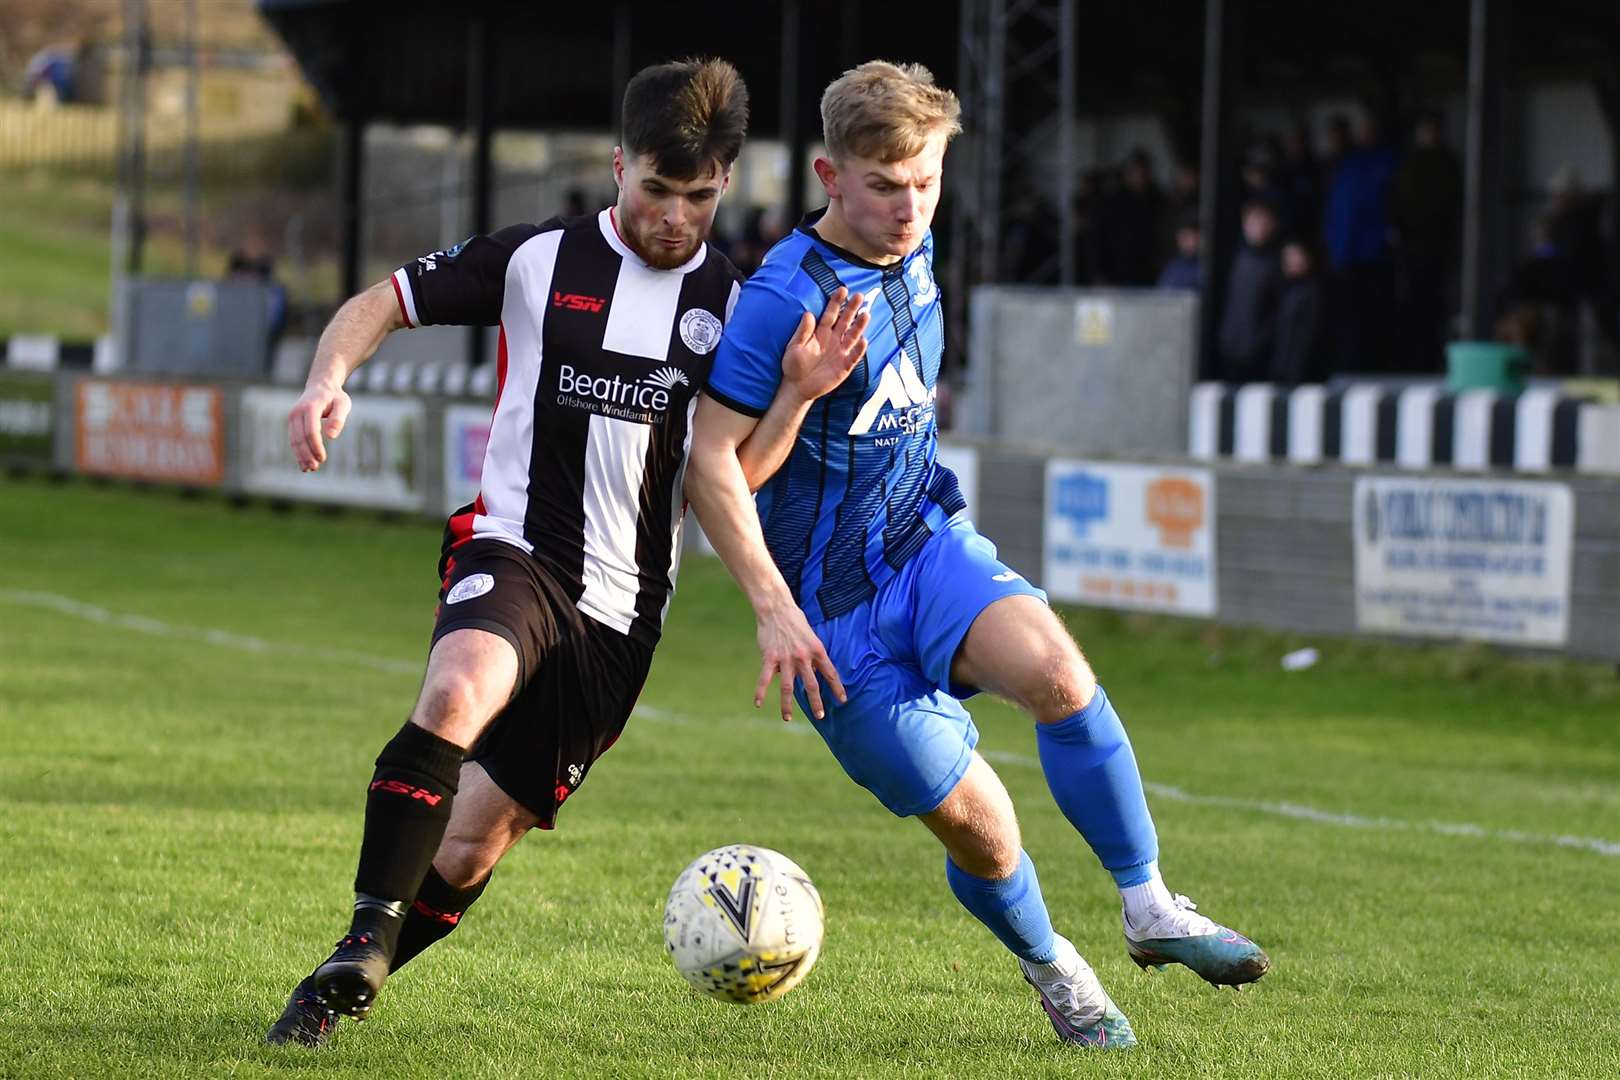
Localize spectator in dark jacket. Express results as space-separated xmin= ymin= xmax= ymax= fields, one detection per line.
xmin=1218 ymin=198 xmax=1285 ymax=382
xmin=1101 ymin=149 xmax=1167 ymax=285
xmin=1272 ymin=237 xmax=1327 ymax=384
xmin=1157 ymin=210 xmax=1201 ymax=291
xmin=1390 ymin=111 xmax=1462 ymax=372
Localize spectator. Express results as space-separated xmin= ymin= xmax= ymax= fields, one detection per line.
xmin=1218 ymin=198 xmax=1285 ymax=382
xmin=1390 ymin=110 xmax=1462 ymax=373
xmin=1241 ymin=143 xmax=1289 ymax=226
xmin=1280 ymin=122 xmax=1323 ymax=235
xmin=1071 ymin=169 xmax=1109 ymax=285
xmin=1320 ymin=114 xmax=1354 ymax=184
xmin=24 ymin=42 xmax=80 ymax=105
xmin=1272 ymin=237 xmax=1327 ymax=384
xmin=1323 ymin=114 xmax=1399 ymax=371
xmin=1543 ymin=166 xmax=1612 ymax=371
xmin=226 ymin=250 xmax=288 ymax=346
xmin=1101 ymin=148 xmax=1166 ymax=286
xmin=1157 ymin=209 xmax=1201 ymax=291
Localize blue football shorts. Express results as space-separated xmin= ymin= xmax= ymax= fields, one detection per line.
xmin=793 ymin=515 xmax=1047 ymax=817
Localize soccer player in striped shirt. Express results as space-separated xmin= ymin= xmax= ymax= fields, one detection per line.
xmin=688 ymin=61 xmax=1268 ymax=1049
xmin=266 ymin=59 xmax=868 ymax=1047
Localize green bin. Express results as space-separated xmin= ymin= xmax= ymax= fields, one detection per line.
xmin=1446 ymin=341 xmax=1528 ymax=394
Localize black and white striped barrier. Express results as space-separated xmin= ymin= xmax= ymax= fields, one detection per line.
xmin=0 ymin=336 xmax=115 ymax=372
xmin=1189 ymin=382 xmax=1620 ymax=475
xmin=351 ymin=359 xmax=497 ymax=398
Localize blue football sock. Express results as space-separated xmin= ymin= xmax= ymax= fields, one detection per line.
xmin=1036 ymin=685 xmax=1159 ymax=887
xmin=944 ymin=850 xmax=1058 ymax=964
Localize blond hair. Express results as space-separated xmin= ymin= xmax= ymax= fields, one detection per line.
xmin=820 ymin=60 xmax=962 ymax=163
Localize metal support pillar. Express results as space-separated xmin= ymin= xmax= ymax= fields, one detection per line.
xmin=1056 ymin=0 xmax=1075 ymax=285
xmin=467 ymin=10 xmax=495 ymax=367
xmin=120 ymin=0 xmax=150 ymax=276
xmin=612 ymin=1 xmax=632 ymax=133
xmin=182 ymin=0 xmax=199 ymax=279
xmin=1198 ymin=0 xmax=1245 ymax=381
xmin=1462 ymin=0 xmax=1509 ymax=341
xmin=954 ymin=0 xmax=1075 ymax=289
xmin=977 ymin=0 xmax=1005 ymax=284
xmin=780 ymin=0 xmax=808 ymax=225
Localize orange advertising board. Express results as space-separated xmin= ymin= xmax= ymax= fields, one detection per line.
xmin=75 ymin=379 xmax=223 ymax=485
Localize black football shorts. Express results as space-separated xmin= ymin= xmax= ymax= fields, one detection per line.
xmin=431 ymin=538 xmax=653 ymax=828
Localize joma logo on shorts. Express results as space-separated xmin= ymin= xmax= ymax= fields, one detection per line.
xmin=369 ymin=779 xmax=444 ymax=806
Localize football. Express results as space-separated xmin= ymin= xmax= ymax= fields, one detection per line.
xmin=662 ymin=844 xmax=825 ymax=1004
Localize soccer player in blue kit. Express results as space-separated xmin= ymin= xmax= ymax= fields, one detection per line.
xmin=686 ymin=61 xmax=1268 ymax=1049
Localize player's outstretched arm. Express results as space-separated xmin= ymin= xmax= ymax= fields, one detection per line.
xmin=688 ymin=397 xmax=847 ymax=722
xmin=735 ymin=286 xmax=869 ymax=491
xmin=287 ymin=280 xmax=406 ymax=472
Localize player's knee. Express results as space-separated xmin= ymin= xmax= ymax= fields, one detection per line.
xmin=412 ymin=670 xmax=491 ymax=738
xmin=1027 ymin=636 xmax=1097 ymax=723
xmin=434 ymin=836 xmax=497 ymax=889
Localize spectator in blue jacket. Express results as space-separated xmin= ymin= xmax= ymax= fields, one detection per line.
xmin=1157 ymin=210 xmax=1201 ymax=291
xmin=1323 ymin=114 xmax=1399 ymax=372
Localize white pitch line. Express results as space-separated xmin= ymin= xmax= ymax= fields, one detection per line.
xmin=0 ymin=588 xmax=420 ymax=676
xmin=637 ymin=705 xmax=1620 ymax=859
xmin=12 ymin=588 xmax=1615 ymax=859
xmin=975 ymin=751 xmax=1620 ymax=858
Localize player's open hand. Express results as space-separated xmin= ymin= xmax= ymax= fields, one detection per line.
xmin=754 ymin=600 xmax=846 ymax=722
xmin=781 ymin=286 xmax=870 ymax=403
xmin=288 ymin=382 xmax=352 ymax=472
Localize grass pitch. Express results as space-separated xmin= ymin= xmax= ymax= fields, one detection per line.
xmin=2 ymin=476 xmax=1617 ymax=1079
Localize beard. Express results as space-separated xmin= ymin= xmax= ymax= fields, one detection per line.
xmin=622 ymin=219 xmax=704 ymax=270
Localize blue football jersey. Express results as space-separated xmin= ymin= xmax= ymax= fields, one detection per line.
xmin=706 ymin=210 xmax=966 ymax=625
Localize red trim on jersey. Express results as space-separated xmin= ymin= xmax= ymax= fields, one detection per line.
xmin=495 ymin=322 xmax=509 ymax=406
xmin=389 ymin=272 xmax=414 ymax=328
xmin=444 ymin=324 xmax=507 ymax=555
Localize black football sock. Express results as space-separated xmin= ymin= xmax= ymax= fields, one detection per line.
xmin=348 ymin=721 xmax=464 ymax=956
xmin=389 ymin=865 xmax=492 ymax=973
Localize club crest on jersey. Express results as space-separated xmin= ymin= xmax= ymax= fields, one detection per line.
xmin=445 ymin=572 xmax=494 ymax=604
xmin=848 ymin=354 xmax=935 ymax=444
xmin=909 ymin=258 xmax=937 ymax=307
xmin=679 ymin=308 xmax=723 ymax=354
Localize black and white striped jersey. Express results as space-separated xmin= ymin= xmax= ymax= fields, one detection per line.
xmin=389 ymin=208 xmax=743 ymax=646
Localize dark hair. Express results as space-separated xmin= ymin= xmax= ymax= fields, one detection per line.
xmin=621 ymin=58 xmax=749 ymax=179
xmin=1242 ymin=195 xmax=1280 ymax=218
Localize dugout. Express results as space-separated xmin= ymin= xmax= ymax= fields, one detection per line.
xmin=260 ymin=0 xmax=1620 ymax=377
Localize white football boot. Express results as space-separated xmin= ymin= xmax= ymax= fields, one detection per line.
xmin=1018 ymin=934 xmax=1137 ymax=1049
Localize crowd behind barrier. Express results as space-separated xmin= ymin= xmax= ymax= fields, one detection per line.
xmin=3 ymin=346 xmax=1615 ymax=665
xmin=1005 ymin=112 xmax=1620 ymax=384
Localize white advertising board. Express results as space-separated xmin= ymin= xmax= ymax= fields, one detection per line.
xmin=935 ymin=441 xmax=979 ymax=516
xmin=442 ymin=403 xmax=492 ymax=514
xmin=1353 ymin=475 xmax=1573 ymax=646
xmin=1043 ymin=460 xmax=1217 ymax=616
xmin=240 ymin=387 xmax=426 ymax=510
